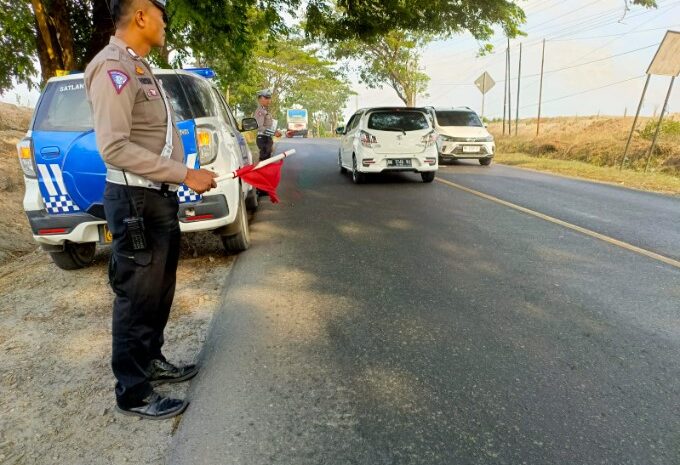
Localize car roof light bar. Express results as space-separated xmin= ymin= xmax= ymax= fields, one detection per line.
xmin=185 ymin=68 xmax=216 ymax=79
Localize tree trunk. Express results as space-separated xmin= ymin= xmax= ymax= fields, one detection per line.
xmin=51 ymin=0 xmax=75 ymax=70
xmin=84 ymin=1 xmax=115 ymax=67
xmin=32 ymin=0 xmax=61 ymax=82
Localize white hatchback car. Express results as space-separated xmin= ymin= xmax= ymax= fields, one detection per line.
xmin=337 ymin=107 xmax=438 ymax=183
xmin=428 ymin=107 xmax=495 ymax=166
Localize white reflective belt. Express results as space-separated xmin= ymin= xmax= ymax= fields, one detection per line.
xmin=158 ymin=80 xmax=173 ymax=160
xmin=106 ymin=169 xmax=178 ymax=192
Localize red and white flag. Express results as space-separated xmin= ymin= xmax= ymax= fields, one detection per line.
xmin=216 ymin=149 xmax=295 ymax=204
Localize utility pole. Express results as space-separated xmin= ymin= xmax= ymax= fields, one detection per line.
xmin=503 ymin=44 xmax=508 ymax=135
xmin=516 ymin=42 xmax=522 ymax=136
xmin=536 ymin=38 xmax=546 ymax=136
xmin=507 ymin=37 xmax=512 ymax=136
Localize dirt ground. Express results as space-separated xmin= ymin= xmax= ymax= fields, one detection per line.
xmin=0 ymin=103 xmax=235 ymax=464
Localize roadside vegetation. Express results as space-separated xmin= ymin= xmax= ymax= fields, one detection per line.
xmin=488 ymin=114 xmax=680 ymax=195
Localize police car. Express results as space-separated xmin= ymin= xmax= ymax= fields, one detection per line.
xmin=17 ymin=68 xmax=259 ymax=270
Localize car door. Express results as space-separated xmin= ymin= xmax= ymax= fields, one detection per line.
xmin=341 ymin=113 xmax=361 ymax=165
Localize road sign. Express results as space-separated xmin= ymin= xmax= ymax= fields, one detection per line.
xmin=474 ymin=72 xmax=495 ymax=119
xmin=475 ymin=72 xmax=495 ymax=94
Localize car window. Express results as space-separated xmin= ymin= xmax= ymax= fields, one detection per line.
xmin=212 ymin=88 xmax=240 ymax=131
xmin=346 ymin=112 xmax=363 ymax=133
xmin=156 ymin=74 xmax=194 ymax=121
xmin=367 ymin=111 xmax=429 ymax=132
xmin=179 ymin=74 xmax=220 ymax=118
xmin=33 ymin=80 xmax=93 ymax=131
xmin=435 ymin=111 xmax=483 ymax=127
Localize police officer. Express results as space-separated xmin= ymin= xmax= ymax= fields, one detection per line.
xmin=85 ymin=0 xmax=217 ymax=419
xmin=254 ymin=88 xmax=275 ymax=162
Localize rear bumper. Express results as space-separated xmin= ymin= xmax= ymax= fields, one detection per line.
xmin=357 ymin=146 xmax=438 ymax=173
xmin=27 ymin=193 xmax=234 ymax=246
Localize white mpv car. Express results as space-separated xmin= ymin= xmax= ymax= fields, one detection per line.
xmin=428 ymin=107 xmax=495 ymax=165
xmin=337 ymin=107 xmax=438 ymax=183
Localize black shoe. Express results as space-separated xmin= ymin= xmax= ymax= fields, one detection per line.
xmin=148 ymin=359 xmax=199 ymax=386
xmin=115 ymin=391 xmax=188 ymax=420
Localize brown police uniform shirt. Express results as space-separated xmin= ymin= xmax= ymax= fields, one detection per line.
xmin=254 ymin=104 xmax=273 ymax=135
xmin=84 ymin=36 xmax=187 ymax=184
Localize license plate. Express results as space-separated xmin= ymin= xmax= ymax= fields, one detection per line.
xmin=387 ymin=159 xmax=412 ymax=167
xmin=462 ymin=145 xmax=481 ymax=153
xmin=100 ymin=224 xmax=113 ymax=244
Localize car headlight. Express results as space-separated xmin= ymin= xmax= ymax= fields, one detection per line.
xmin=440 ymin=135 xmax=493 ymax=142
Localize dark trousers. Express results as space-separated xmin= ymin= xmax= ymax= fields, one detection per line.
xmin=256 ymin=134 xmax=273 ymax=161
xmin=103 ymin=182 xmax=180 ymax=408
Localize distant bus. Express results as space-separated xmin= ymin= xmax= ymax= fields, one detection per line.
xmin=286 ymin=108 xmax=309 ymax=138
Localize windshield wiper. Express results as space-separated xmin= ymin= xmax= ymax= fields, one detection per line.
xmin=387 ymin=126 xmax=406 ymax=135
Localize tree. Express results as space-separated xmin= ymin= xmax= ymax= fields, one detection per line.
xmin=334 ymin=30 xmax=430 ymax=106
xmin=0 ymin=0 xmax=282 ymax=94
xmin=304 ymin=0 xmax=658 ymax=42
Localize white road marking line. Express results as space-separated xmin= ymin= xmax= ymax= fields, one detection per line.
xmin=436 ymin=177 xmax=680 ymax=270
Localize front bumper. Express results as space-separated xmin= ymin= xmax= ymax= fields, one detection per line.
xmin=438 ymin=141 xmax=495 ymax=159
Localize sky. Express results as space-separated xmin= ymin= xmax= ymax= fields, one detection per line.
xmin=3 ymin=0 xmax=679 ymax=121
xmin=345 ymin=0 xmax=680 ymax=120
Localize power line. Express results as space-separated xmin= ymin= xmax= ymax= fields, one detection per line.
xmin=519 ymin=74 xmax=646 ymax=109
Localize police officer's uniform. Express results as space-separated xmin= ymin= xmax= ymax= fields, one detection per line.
xmin=254 ymin=89 xmax=275 ymax=162
xmin=85 ymin=34 xmax=195 ymax=411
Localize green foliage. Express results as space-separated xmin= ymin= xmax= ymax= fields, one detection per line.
xmin=639 ymin=119 xmax=680 ymax=140
xmin=0 ymin=1 xmax=39 ymax=92
xmin=208 ymin=35 xmax=353 ymax=135
xmin=333 ymin=30 xmax=430 ymax=106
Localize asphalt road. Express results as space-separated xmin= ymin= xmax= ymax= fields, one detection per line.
xmin=169 ymin=139 xmax=680 ymax=465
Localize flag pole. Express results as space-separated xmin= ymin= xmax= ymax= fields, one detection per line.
xmin=215 ymin=149 xmax=296 ymax=182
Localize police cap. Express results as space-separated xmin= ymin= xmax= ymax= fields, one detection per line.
xmin=257 ymin=89 xmax=272 ymax=98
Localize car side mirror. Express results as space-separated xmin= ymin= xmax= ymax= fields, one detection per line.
xmin=241 ymin=117 xmax=258 ymax=132
xmin=484 ymin=124 xmax=488 ymax=128
xmin=336 ymin=126 xmax=345 ymax=135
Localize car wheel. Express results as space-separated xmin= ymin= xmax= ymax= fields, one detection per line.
xmin=49 ymin=242 xmax=96 ymax=270
xmin=221 ymin=193 xmax=251 ymax=253
xmin=479 ymin=157 xmax=492 ymax=166
xmin=352 ymin=155 xmax=365 ymax=184
xmin=339 ymin=150 xmax=347 ymax=174
xmin=421 ymin=171 xmax=435 ymax=183
xmin=245 ymin=187 xmax=258 ymax=212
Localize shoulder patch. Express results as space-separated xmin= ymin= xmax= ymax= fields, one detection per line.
xmin=107 ymin=69 xmax=130 ymax=94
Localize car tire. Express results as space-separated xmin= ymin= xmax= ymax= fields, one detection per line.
xmin=339 ymin=150 xmax=347 ymax=174
xmin=221 ymin=193 xmax=251 ymax=253
xmin=245 ymin=187 xmax=258 ymax=212
xmin=421 ymin=171 xmax=435 ymax=183
xmin=352 ymin=155 xmax=365 ymax=184
xmin=49 ymin=242 xmax=96 ymax=270
xmin=479 ymin=157 xmax=492 ymax=166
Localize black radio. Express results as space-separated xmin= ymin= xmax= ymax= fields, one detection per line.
xmin=123 ymin=216 xmax=147 ymax=250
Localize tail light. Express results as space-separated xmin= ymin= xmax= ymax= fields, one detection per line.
xmin=360 ymin=130 xmax=377 ymax=147
xmin=421 ymin=131 xmax=437 ymax=147
xmin=17 ymin=138 xmax=36 ymax=177
xmin=195 ymin=126 xmax=219 ymax=165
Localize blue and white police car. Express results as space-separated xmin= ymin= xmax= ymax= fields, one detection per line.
xmin=17 ymin=68 xmax=259 ymax=270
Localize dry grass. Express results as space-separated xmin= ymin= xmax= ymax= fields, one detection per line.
xmin=487 ymin=114 xmax=680 ymax=194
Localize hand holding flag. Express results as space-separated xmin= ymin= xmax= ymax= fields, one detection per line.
xmin=215 ymin=149 xmax=295 ymax=203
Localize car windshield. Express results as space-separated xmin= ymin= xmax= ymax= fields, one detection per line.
xmin=33 ymin=80 xmax=93 ymax=131
xmin=367 ymin=111 xmax=429 ymax=132
xmin=435 ymin=111 xmax=483 ymax=127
